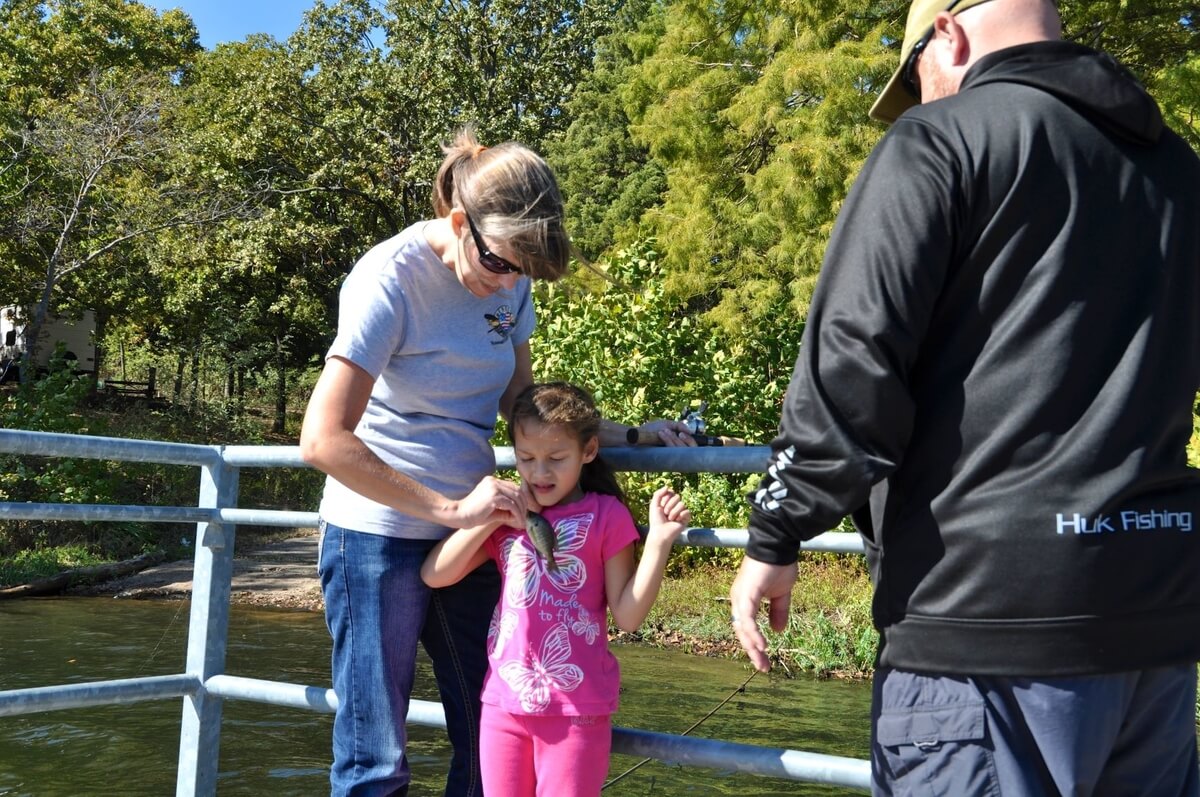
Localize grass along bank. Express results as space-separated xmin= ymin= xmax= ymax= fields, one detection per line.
xmin=622 ymin=553 xmax=877 ymax=680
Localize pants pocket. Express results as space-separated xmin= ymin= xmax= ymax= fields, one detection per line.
xmin=873 ymin=671 xmax=999 ymax=797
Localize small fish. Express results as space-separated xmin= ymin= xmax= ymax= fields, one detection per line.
xmin=525 ymin=511 xmax=558 ymax=572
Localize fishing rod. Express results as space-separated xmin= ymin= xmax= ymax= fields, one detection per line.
xmin=601 ymin=668 xmax=759 ymax=790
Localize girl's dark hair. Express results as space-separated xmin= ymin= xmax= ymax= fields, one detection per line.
xmin=509 ymin=382 xmax=626 ymax=504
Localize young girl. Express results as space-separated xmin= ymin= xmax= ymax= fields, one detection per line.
xmin=421 ymin=382 xmax=692 ymax=797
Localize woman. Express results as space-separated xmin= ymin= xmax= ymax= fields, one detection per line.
xmin=300 ymin=128 xmax=692 ymax=797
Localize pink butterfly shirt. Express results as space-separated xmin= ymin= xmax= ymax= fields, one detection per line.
xmin=481 ymin=492 xmax=641 ymax=716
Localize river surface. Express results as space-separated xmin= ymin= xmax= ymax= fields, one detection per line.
xmin=0 ymin=598 xmax=872 ymax=796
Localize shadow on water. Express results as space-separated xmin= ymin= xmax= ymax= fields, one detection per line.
xmin=0 ymin=599 xmax=871 ymax=796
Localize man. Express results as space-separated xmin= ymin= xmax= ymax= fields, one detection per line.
xmin=729 ymin=0 xmax=1200 ymax=793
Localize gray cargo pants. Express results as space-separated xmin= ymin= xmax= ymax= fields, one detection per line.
xmin=871 ymin=664 xmax=1199 ymax=796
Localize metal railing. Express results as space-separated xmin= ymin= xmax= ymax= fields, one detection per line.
xmin=0 ymin=428 xmax=870 ymax=794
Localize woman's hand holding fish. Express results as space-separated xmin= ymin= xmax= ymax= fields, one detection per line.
xmin=443 ymin=475 xmax=526 ymax=530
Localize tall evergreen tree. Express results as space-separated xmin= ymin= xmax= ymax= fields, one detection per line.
xmin=547 ymin=0 xmax=666 ymax=261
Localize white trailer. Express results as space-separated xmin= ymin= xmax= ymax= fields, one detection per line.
xmin=0 ymin=305 xmax=96 ymax=382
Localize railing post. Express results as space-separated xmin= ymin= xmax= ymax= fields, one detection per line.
xmin=175 ymin=450 xmax=239 ymax=797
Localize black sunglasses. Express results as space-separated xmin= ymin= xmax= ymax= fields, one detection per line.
xmin=901 ymin=0 xmax=981 ymax=100
xmin=900 ymin=28 xmax=934 ymax=99
xmin=465 ymin=214 xmax=521 ymax=275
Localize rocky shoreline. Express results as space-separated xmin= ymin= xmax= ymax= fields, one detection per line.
xmin=68 ymin=532 xmax=326 ymax=612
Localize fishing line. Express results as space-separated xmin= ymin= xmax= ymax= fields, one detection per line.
xmin=601 ymin=668 xmax=758 ymax=790
xmin=135 ymin=597 xmax=188 ymax=675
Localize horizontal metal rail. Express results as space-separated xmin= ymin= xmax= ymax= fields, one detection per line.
xmin=0 ymin=430 xmax=871 ymax=793
xmin=201 ymin=676 xmax=871 ymax=789
xmin=1 ymin=432 xmax=771 ymax=475
xmin=679 ymin=528 xmax=864 ymax=554
xmin=614 ymin=727 xmax=872 ymax=789
xmin=0 ymin=675 xmax=196 ymax=717
xmin=0 ymin=499 xmax=863 ymax=554
xmin=0 ymin=502 xmax=215 ymax=524
xmin=0 ymin=428 xmax=219 ymax=467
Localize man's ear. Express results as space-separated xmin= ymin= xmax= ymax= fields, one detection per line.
xmin=933 ymin=12 xmax=972 ymax=66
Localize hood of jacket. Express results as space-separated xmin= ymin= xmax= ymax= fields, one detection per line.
xmin=961 ymin=40 xmax=1163 ymax=145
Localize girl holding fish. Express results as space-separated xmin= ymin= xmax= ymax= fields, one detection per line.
xmin=300 ymin=130 xmax=693 ymax=797
xmin=422 ymin=382 xmax=693 ymax=797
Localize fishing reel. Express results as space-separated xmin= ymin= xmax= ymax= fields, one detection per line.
xmin=678 ymin=400 xmax=746 ymax=447
xmin=678 ymin=400 xmax=708 ymax=436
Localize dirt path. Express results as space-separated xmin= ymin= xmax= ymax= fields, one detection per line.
xmin=70 ymin=532 xmax=325 ymax=612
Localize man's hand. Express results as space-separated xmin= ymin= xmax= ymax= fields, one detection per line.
xmin=729 ymin=556 xmax=799 ymax=672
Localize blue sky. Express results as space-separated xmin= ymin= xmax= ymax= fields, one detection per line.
xmin=146 ymin=1 xmax=319 ymax=49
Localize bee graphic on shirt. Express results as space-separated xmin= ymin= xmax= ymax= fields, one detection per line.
xmin=485 ymin=305 xmax=517 ymax=343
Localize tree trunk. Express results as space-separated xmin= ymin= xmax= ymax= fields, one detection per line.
xmin=0 ymin=551 xmax=166 ymax=598
xmin=190 ymin=344 xmax=200 ymax=408
xmin=173 ymin=352 xmax=185 ymax=402
xmin=273 ymin=333 xmax=287 ymax=434
xmin=19 ymin=280 xmax=57 ymax=385
xmin=90 ymin=309 xmax=108 ymax=393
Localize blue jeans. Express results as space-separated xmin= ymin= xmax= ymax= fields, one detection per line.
xmin=319 ymin=522 xmax=500 ymax=797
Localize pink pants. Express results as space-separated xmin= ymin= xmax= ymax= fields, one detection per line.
xmin=479 ymin=705 xmax=612 ymax=797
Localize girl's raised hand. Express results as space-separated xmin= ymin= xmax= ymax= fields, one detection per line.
xmin=647 ymin=486 xmax=691 ymax=546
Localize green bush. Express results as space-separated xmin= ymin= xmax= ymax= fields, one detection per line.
xmin=1 ymin=350 xmax=326 ymax=575
xmin=0 ymin=352 xmax=127 ymax=556
xmin=0 ymin=545 xmax=104 ymax=585
xmin=530 ymin=240 xmax=803 ymax=566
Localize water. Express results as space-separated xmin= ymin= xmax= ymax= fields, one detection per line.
xmin=0 ymin=599 xmax=872 ymax=796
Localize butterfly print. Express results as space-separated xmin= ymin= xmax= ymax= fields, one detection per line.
xmin=498 ymin=513 xmax=593 ymax=608
xmin=570 ymin=606 xmax=601 ymax=645
xmin=487 ymin=605 xmax=519 ymax=657
xmin=498 ymin=624 xmax=584 ymax=713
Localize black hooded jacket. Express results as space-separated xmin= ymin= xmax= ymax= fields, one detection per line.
xmin=747 ymin=41 xmax=1200 ymax=675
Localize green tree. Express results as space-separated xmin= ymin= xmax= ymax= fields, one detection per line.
xmin=616 ymin=0 xmax=893 ymax=333
xmin=6 ymin=67 xmax=249 ymax=381
xmin=573 ymin=0 xmax=1197 ymax=338
xmin=142 ymin=0 xmax=637 ymax=430
xmin=1156 ymin=53 xmax=1200 ymax=152
xmin=0 ymin=0 xmax=212 ymax=381
xmin=380 ymin=0 xmax=624 ymax=157
xmin=150 ymin=34 xmax=346 ymax=430
xmin=0 ymin=0 xmax=199 ymax=111
xmin=546 ymin=0 xmax=667 ymax=260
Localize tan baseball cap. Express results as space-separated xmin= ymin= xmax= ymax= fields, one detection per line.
xmin=869 ymin=0 xmax=996 ymax=124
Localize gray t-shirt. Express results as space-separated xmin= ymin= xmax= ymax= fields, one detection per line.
xmin=318 ymin=222 xmax=536 ymax=539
